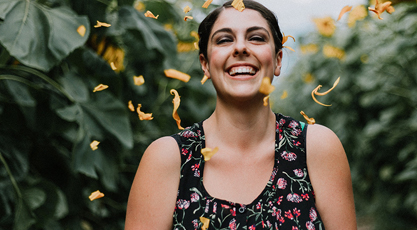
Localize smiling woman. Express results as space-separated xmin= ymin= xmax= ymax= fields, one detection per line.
xmin=125 ymin=1 xmax=356 ymax=229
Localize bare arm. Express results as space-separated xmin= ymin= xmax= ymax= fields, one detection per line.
xmin=125 ymin=136 xmax=180 ymax=230
xmin=307 ymin=124 xmax=357 ymax=229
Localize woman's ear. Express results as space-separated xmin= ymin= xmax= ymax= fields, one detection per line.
xmin=199 ymin=54 xmax=211 ymax=79
xmin=274 ymin=50 xmax=283 ymax=76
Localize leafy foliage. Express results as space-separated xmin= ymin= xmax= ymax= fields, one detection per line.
xmin=273 ymin=2 xmax=417 ymax=229
xmin=0 ymin=0 xmax=216 ymax=229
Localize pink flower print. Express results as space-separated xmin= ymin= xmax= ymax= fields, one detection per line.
xmin=191 ymin=163 xmax=200 ymax=171
xmin=277 ymin=196 xmax=283 ymax=205
xmin=249 ymin=225 xmax=256 ymax=230
xmin=229 ymin=219 xmax=237 ymax=230
xmin=279 ymin=133 xmax=283 ymax=141
xmin=292 ymin=140 xmax=301 ymax=146
xmin=293 ymin=208 xmax=301 ymax=218
xmin=279 ymin=118 xmax=286 ymax=126
xmin=306 ymin=221 xmax=315 ymax=230
xmin=291 ymin=128 xmax=302 ymax=136
xmin=288 ymin=120 xmax=298 ymax=128
xmin=256 ymin=202 xmax=262 ymax=210
xmin=301 ymin=193 xmax=309 ymax=201
xmin=287 ymin=193 xmax=303 ymax=203
xmin=221 ymin=204 xmax=230 ymax=209
xmin=277 ymin=178 xmax=287 ymax=189
xmin=285 ymin=210 xmax=294 ymax=220
xmin=182 ymin=130 xmax=196 ymax=138
xmin=230 ymin=207 xmax=236 ymax=216
xmin=176 ymin=199 xmax=190 ymax=209
xmin=205 ymin=200 xmax=210 ymax=213
xmin=187 ymin=153 xmax=192 ymax=160
xmin=262 ymin=220 xmax=265 ymax=228
xmin=267 ymin=220 xmax=272 ymax=228
xmin=292 ymin=227 xmax=299 ymax=230
xmin=281 ymin=151 xmax=297 ymax=161
xmin=213 ymin=202 xmax=217 ymax=213
xmin=181 ymin=148 xmax=188 ymax=155
xmin=309 ymin=207 xmax=318 ymax=222
xmin=190 ymin=192 xmax=200 ymax=202
xmin=192 ymin=219 xmax=199 ymax=229
xmin=293 ymin=169 xmax=304 ymax=177
xmin=268 ymin=201 xmax=274 ymax=208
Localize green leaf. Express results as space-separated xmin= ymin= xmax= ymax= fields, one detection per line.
xmin=58 ymin=72 xmax=89 ymax=103
xmin=14 ymin=199 xmax=35 ymax=230
xmin=22 ymin=187 xmax=46 ymax=210
xmin=0 ymin=1 xmax=90 ymax=71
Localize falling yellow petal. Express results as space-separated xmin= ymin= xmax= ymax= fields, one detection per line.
xmin=77 ymin=25 xmax=86 ymax=37
xmin=133 ymin=75 xmax=145 ymax=86
xmin=94 ymin=20 xmax=111 ymax=28
xmin=137 ymin=104 xmax=153 ymax=120
xmin=280 ymin=90 xmax=288 ymax=99
xmin=89 ymin=190 xmax=104 ymax=201
xmin=263 ymin=95 xmax=270 ymax=106
xmin=368 ymin=0 xmax=394 ymax=20
xmin=144 ymin=10 xmax=159 ymax=19
xmin=259 ymin=77 xmax=275 ymax=95
xmin=231 ymin=0 xmax=245 ymax=12
xmin=283 ymin=46 xmax=295 ymax=52
xmin=282 ymin=33 xmax=295 ymax=45
xmin=90 ymin=140 xmax=100 ymax=150
xmin=93 ymin=84 xmax=108 ymax=92
xmin=184 ymin=16 xmax=193 ymax=21
xmin=202 ymin=0 xmax=213 ymax=8
xmin=170 ymin=89 xmax=184 ymax=130
xmin=201 ymin=147 xmax=218 ymax=161
xmin=337 ymin=5 xmax=352 ymax=21
xmin=200 ymin=216 xmax=210 ymax=230
xmin=183 ymin=6 xmax=191 ymax=13
xmin=164 ymin=69 xmax=191 ymax=83
xmin=128 ymin=100 xmax=135 ymax=112
xmin=201 ymin=75 xmax=209 ymax=85
xmin=110 ymin=62 xmax=117 ymax=70
xmin=311 ymin=77 xmax=340 ymax=106
xmin=300 ymin=111 xmax=316 ymax=125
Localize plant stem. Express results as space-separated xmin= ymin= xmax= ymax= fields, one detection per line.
xmin=0 ymin=152 xmax=22 ymax=199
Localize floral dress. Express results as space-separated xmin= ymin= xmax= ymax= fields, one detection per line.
xmin=171 ymin=113 xmax=324 ymax=230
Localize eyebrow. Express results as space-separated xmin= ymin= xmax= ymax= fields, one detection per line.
xmin=211 ymin=26 xmax=271 ymax=42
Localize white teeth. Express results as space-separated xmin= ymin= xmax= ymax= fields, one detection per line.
xmin=229 ymin=67 xmax=256 ymax=76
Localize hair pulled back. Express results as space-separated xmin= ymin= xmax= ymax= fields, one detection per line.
xmin=198 ymin=0 xmax=283 ymax=59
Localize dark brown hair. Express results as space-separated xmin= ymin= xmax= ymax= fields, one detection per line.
xmin=198 ymin=0 xmax=283 ymax=59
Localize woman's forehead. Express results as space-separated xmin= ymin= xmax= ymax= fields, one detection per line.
xmin=210 ymin=8 xmax=270 ymax=35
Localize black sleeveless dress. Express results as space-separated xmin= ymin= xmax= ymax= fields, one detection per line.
xmin=171 ymin=113 xmax=324 ymax=230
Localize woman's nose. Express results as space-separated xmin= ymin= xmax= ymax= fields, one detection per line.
xmin=233 ymin=39 xmax=249 ymax=57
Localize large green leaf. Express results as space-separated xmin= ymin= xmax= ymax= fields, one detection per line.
xmin=0 ymin=0 xmax=90 ymax=71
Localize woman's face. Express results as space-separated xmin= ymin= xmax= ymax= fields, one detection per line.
xmin=200 ymin=8 xmax=282 ymax=103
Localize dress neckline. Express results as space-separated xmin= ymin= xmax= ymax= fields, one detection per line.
xmin=198 ymin=113 xmax=281 ymax=207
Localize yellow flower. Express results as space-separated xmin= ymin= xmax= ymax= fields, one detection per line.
xmin=93 ymin=84 xmax=108 ymax=92
xmin=300 ymin=44 xmax=318 ymax=54
xmin=313 ymin=16 xmax=336 ymax=37
xmin=183 ymin=6 xmax=191 ymax=13
xmin=231 ymin=0 xmax=245 ymax=12
xmin=259 ymin=77 xmax=275 ymax=95
xmin=201 ymin=147 xmax=218 ymax=161
xmin=170 ymin=89 xmax=184 ymax=130
xmin=300 ymin=111 xmax=316 ymax=125
xmin=164 ymin=69 xmax=191 ymax=82
xmin=102 ymin=45 xmax=125 ymax=72
xmin=137 ymin=104 xmax=153 ymax=120
xmin=90 ymin=140 xmax=100 ymax=151
xmin=323 ymin=45 xmax=345 ymax=60
xmin=348 ymin=5 xmax=368 ymax=27
xmin=280 ymin=90 xmax=288 ymax=99
xmin=311 ymin=77 xmax=340 ymax=107
xmin=303 ymin=73 xmax=315 ymax=84
xmin=133 ymin=75 xmax=145 ymax=86
xmin=135 ymin=1 xmax=145 ymax=12
xmin=177 ymin=42 xmax=196 ymax=53
xmin=89 ymin=190 xmax=104 ymax=201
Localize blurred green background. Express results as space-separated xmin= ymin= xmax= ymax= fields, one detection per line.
xmin=0 ymin=0 xmax=416 ymax=229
